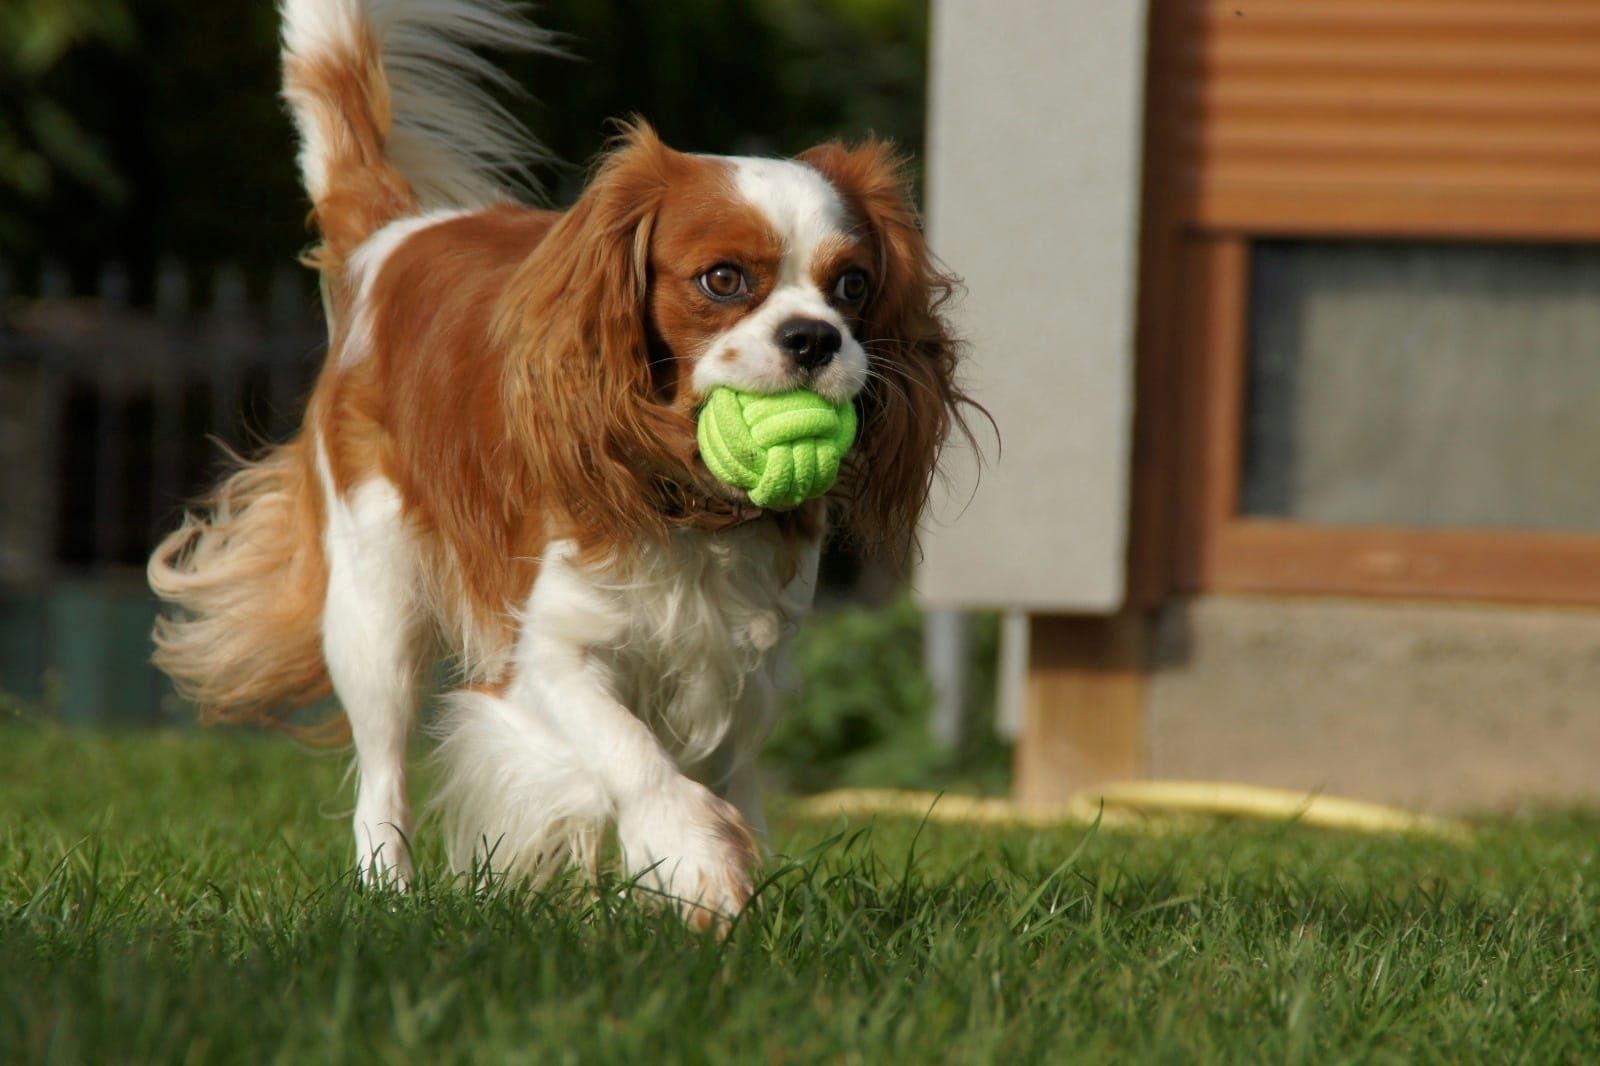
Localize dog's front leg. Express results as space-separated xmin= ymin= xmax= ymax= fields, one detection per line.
xmin=511 ymin=543 xmax=759 ymax=927
xmin=506 ymin=650 xmax=758 ymax=928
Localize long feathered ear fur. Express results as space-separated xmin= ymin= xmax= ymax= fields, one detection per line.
xmin=801 ymin=140 xmax=977 ymax=553
xmin=499 ymin=123 xmax=723 ymax=557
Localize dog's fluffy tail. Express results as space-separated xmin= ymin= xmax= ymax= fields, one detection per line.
xmin=149 ymin=438 xmax=341 ymax=741
xmin=280 ymin=0 xmax=554 ymax=264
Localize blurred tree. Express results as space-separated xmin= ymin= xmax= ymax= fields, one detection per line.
xmin=0 ymin=0 xmax=133 ymax=255
xmin=761 ymin=0 xmax=930 ymax=157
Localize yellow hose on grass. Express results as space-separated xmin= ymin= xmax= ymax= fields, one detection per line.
xmin=792 ymin=781 xmax=1471 ymax=842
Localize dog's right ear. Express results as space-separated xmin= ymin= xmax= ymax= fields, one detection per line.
xmin=498 ymin=123 xmax=703 ymax=554
xmin=801 ymin=139 xmax=976 ymax=552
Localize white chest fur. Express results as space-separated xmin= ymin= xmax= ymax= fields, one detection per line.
xmin=519 ymin=525 xmax=820 ymax=764
xmin=427 ymin=523 xmax=818 ymax=896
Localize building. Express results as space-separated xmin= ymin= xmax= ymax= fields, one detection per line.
xmin=920 ymin=0 xmax=1600 ymax=812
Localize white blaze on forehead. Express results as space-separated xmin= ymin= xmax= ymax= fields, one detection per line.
xmin=693 ymin=156 xmax=868 ymax=404
xmin=725 ymin=158 xmax=848 ymax=281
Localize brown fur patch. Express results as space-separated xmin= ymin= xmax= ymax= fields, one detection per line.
xmin=320 ymin=204 xmax=558 ymax=661
xmin=282 ymin=32 xmax=417 ymax=268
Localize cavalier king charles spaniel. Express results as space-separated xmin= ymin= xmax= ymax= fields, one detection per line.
xmin=149 ymin=0 xmax=970 ymax=927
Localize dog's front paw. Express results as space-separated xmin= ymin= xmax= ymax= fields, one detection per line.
xmin=617 ymin=782 xmax=758 ymax=930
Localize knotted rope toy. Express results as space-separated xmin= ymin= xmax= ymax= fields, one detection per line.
xmin=696 ymin=387 xmax=858 ymax=510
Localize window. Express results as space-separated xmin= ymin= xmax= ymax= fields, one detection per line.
xmin=1133 ymin=0 xmax=1600 ymax=606
xmin=1243 ymin=241 xmax=1600 ymax=532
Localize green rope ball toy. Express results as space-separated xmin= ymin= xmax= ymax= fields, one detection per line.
xmin=696 ymin=387 xmax=858 ymax=510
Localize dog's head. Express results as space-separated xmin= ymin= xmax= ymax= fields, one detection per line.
xmin=502 ymin=123 xmax=969 ymax=553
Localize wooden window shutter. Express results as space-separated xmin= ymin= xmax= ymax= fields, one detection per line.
xmin=1178 ymin=0 xmax=1600 ymax=240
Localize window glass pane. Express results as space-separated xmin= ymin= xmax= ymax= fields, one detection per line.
xmin=1242 ymin=241 xmax=1600 ymax=530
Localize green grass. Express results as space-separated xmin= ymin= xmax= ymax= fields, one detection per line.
xmin=3 ymin=725 xmax=1598 ymax=1063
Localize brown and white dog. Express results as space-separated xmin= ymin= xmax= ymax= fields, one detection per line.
xmin=149 ymin=0 xmax=969 ymax=926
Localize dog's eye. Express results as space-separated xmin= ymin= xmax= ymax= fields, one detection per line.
xmin=833 ymin=270 xmax=869 ymax=305
xmin=698 ymin=265 xmax=749 ymax=301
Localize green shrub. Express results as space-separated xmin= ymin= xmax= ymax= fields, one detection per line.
xmin=764 ymin=600 xmax=1008 ymax=794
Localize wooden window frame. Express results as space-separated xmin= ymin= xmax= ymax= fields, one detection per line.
xmin=1126 ymin=0 xmax=1600 ymax=608
xmin=1168 ymin=234 xmax=1600 ymax=606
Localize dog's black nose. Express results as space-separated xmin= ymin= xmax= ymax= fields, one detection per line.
xmin=776 ymin=317 xmax=842 ymax=371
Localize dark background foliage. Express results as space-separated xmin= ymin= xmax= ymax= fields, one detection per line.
xmin=1 ymin=0 xmax=931 ymax=301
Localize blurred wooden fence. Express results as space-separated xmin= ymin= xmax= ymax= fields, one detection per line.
xmin=0 ymin=261 xmax=324 ymax=722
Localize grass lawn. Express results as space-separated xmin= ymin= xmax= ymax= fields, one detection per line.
xmin=3 ymin=725 xmax=1597 ymax=1063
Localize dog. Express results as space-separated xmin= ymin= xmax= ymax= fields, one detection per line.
xmin=148 ymin=0 xmax=969 ymax=927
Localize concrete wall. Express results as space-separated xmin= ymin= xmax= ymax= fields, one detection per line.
xmin=1148 ymin=596 xmax=1600 ymax=813
xmin=917 ymin=0 xmax=1150 ymax=612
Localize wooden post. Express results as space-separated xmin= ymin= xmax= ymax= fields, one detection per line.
xmin=1014 ymin=613 xmax=1148 ymax=806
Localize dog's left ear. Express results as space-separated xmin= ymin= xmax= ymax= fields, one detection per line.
xmin=800 ymin=140 xmax=973 ymax=552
